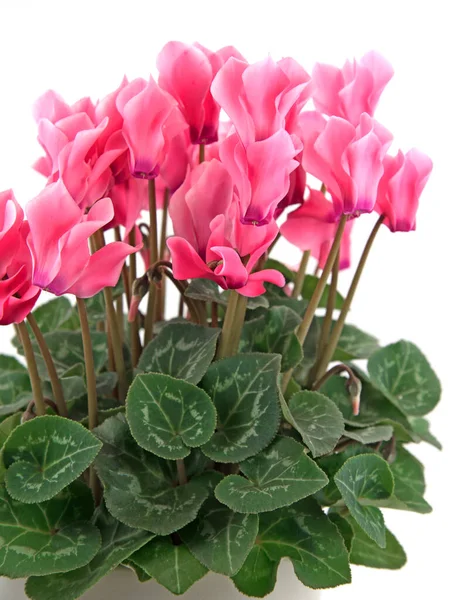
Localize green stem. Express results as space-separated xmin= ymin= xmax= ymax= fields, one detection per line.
xmin=104 ymin=287 xmax=128 ymax=403
xmin=199 ymin=143 xmax=205 ymax=164
xmin=76 ymin=297 xmax=101 ymax=504
xmin=27 ymin=314 xmax=67 ymax=417
xmin=313 ymin=214 xmax=385 ymax=381
xmin=308 ymin=249 xmax=340 ymax=386
xmin=281 ymin=215 xmax=347 ymax=393
xmin=159 ymin=188 xmax=170 ymax=261
xmin=296 ymin=215 xmax=347 ymax=346
xmin=162 ymin=268 xmax=204 ymax=325
xmin=292 ymin=250 xmax=310 ymax=298
xmin=176 ymin=459 xmax=187 ymax=485
xmin=17 ymin=321 xmax=46 ymax=416
xmin=144 ymin=179 xmax=158 ymax=344
xmin=128 ymin=227 xmax=141 ymax=367
xmin=216 ymin=291 xmax=248 ymax=359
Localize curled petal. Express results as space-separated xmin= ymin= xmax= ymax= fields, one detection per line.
xmin=237 ymin=269 xmax=285 ymax=297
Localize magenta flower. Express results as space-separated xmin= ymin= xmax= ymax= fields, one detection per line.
xmin=26 ymin=181 xmax=138 ymax=297
xmin=166 ymin=160 xmax=284 ymax=296
xmin=281 ymin=189 xmax=354 ymax=270
xmin=312 ymin=51 xmax=394 ymax=126
xmin=376 ymin=149 xmax=433 ymax=232
xmin=0 ymin=190 xmax=40 ymax=325
xmin=298 ymin=111 xmax=392 ymax=216
xmin=157 ymin=41 xmax=243 ymax=145
xmin=116 ymin=77 xmax=184 ymax=180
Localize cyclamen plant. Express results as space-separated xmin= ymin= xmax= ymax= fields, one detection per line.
xmin=0 ymin=42 xmax=440 ymax=599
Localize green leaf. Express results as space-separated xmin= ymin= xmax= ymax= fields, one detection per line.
xmin=264 ymin=258 xmax=295 ymax=282
xmin=293 ymin=316 xmax=321 ymax=386
xmin=258 ymin=497 xmax=351 ymax=588
xmin=328 ymin=513 xmax=354 ymax=553
xmin=181 ymin=498 xmax=258 ymax=576
xmin=344 ymin=425 xmax=394 ymax=444
xmin=287 ymin=390 xmax=345 ymax=457
xmin=215 ymin=437 xmax=327 ymax=513
xmin=382 ymin=446 xmax=431 ymax=513
xmin=131 ymin=537 xmax=207 ymax=594
xmin=29 ymin=297 xmax=74 ymax=333
xmin=200 ymin=354 xmax=281 ymax=463
xmin=368 ymin=340 xmax=441 ymax=416
xmin=301 ymin=275 xmax=344 ymax=309
xmin=346 ymin=515 xmax=407 ymax=569
xmin=334 ymin=454 xmax=394 ymax=547
xmin=0 ymin=371 xmax=31 ymax=416
xmin=232 ymin=546 xmax=278 ymax=597
xmin=33 ymin=331 xmax=108 ymax=377
xmin=122 ymin=558 xmax=152 ymax=582
xmin=0 ymin=412 xmax=22 ymax=447
xmin=409 ymin=417 xmax=442 ymax=450
xmin=0 ymin=481 xmax=100 ymax=577
xmin=329 ymin=322 xmax=379 ymax=361
xmin=240 ymin=306 xmax=303 ymax=372
xmin=3 ymin=416 xmax=102 ymax=503
xmin=94 ymin=415 xmax=209 ymax=535
xmin=138 ymin=322 xmax=220 ymax=384
xmin=126 ymin=373 xmax=216 ymax=460
xmin=25 ymin=504 xmax=153 ymax=600
xmin=0 ymin=354 xmax=26 ymax=372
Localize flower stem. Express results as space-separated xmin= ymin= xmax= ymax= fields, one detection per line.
xmin=199 ymin=144 xmax=205 ymax=164
xmin=297 ymin=215 xmax=347 ymax=346
xmin=307 ymin=249 xmax=340 ymax=386
xmin=156 ymin=188 xmax=170 ymax=323
xmin=27 ymin=314 xmax=67 ymax=417
xmin=128 ymin=227 xmax=141 ymax=367
xmin=176 ymin=459 xmax=187 ymax=485
xmin=312 ymin=363 xmax=362 ymax=416
xmin=17 ymin=321 xmax=46 ymax=417
xmin=161 ymin=268 xmax=204 ymax=325
xmin=216 ymin=291 xmax=248 ymax=359
xmin=292 ymin=250 xmax=310 ymax=298
xmin=144 ymin=179 xmax=158 ymax=345
xmin=313 ymin=215 xmax=385 ymax=381
xmin=281 ymin=215 xmax=347 ymax=393
xmin=76 ymin=297 xmax=101 ymax=504
xmin=104 ymin=286 xmax=128 ymax=403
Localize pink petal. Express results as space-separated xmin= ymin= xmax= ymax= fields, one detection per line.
xmin=237 ymin=269 xmax=285 ymax=297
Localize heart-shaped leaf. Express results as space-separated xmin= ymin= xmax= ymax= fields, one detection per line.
xmin=334 ymin=454 xmax=394 ymax=547
xmin=200 ymin=354 xmax=281 ymax=463
xmin=327 ymin=513 xmax=354 ymax=553
xmin=215 ymin=437 xmax=328 ymax=513
xmin=3 ymin=416 xmax=102 ymax=503
xmin=239 ymin=306 xmax=303 ymax=372
xmin=344 ymin=425 xmax=394 ymax=445
xmin=0 ymin=481 xmax=100 ymax=577
xmin=286 ymin=390 xmax=345 ymax=457
xmin=0 ymin=412 xmax=22 ymax=448
xmin=181 ymin=497 xmax=258 ymax=576
xmin=409 ymin=417 xmax=442 ymax=450
xmin=126 ymin=373 xmax=216 ymax=459
xmin=138 ymin=322 xmax=220 ymax=384
xmin=232 ymin=546 xmax=278 ymax=598
xmin=94 ymin=415 xmax=209 ymax=535
xmin=0 ymin=371 xmax=31 ymax=416
xmin=301 ymin=275 xmax=344 ymax=309
xmin=185 ymin=278 xmax=268 ymax=309
xmin=29 ymin=297 xmax=74 ymax=334
xmin=25 ymin=504 xmax=153 ymax=600
xmin=257 ymin=497 xmax=351 ymax=588
xmin=130 ymin=537 xmax=207 ymax=594
xmin=344 ymin=515 xmax=407 ymax=569
xmin=0 ymin=354 xmax=26 ymax=372
xmin=327 ymin=322 xmax=379 ymax=361
xmin=368 ymin=340 xmax=441 ymax=416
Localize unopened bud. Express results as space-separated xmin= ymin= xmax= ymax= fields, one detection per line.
xmin=347 ymin=377 xmax=362 ymax=416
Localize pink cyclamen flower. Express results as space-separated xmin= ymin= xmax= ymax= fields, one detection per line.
xmin=166 ymin=160 xmax=284 ymax=296
xmin=157 ymin=41 xmax=244 ymax=145
xmin=0 ymin=190 xmax=40 ymax=325
xmin=211 ymin=56 xmax=309 ymax=147
xmin=281 ymin=189 xmax=353 ymax=270
xmin=375 ymin=149 xmax=433 ymax=232
xmin=274 ymin=161 xmax=307 ymax=219
xmin=117 ymin=77 xmax=184 ymax=180
xmin=220 ymin=131 xmax=300 ymax=225
xmin=312 ymin=51 xmax=394 ymax=126
xmin=26 ymin=181 xmax=138 ymax=297
xmin=298 ymin=111 xmax=392 ymax=216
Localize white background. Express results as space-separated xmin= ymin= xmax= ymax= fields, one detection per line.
xmin=0 ymin=1 xmax=449 ymax=598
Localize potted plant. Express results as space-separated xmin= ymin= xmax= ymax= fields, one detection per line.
xmin=0 ymin=43 xmax=439 ymax=600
